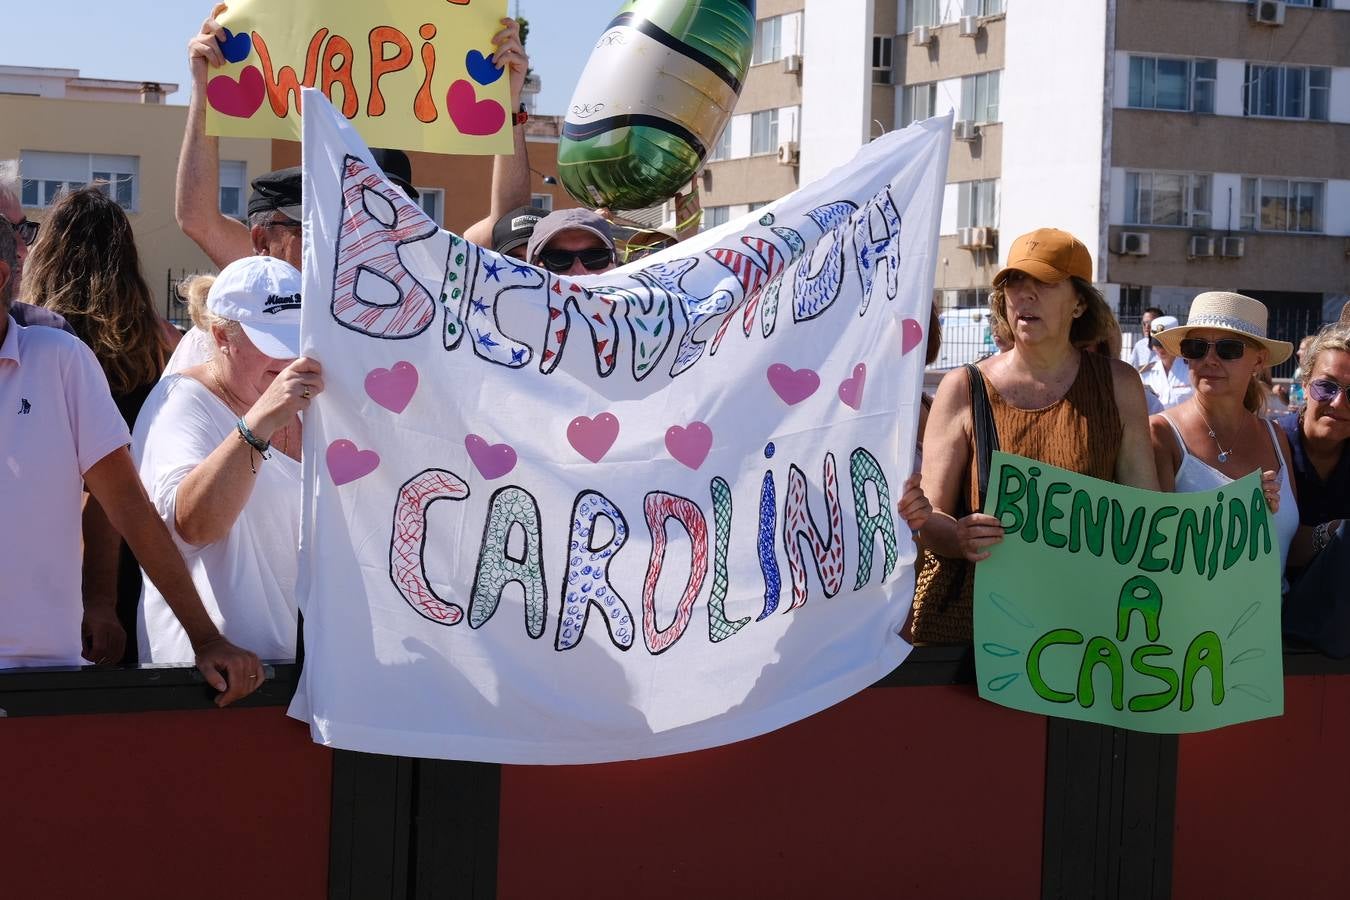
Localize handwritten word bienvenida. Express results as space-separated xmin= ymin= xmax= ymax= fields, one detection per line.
xmin=975 ymin=453 xmax=1282 ymax=732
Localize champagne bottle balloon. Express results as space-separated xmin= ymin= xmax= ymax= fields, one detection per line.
xmin=558 ymin=0 xmax=755 ymax=212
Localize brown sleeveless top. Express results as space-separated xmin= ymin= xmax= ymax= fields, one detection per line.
xmin=966 ymin=350 xmax=1122 ymax=510
xmin=911 ymin=352 xmax=1124 ymax=646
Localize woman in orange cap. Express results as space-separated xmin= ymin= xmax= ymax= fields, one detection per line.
xmin=911 ymin=228 xmax=1159 ymax=643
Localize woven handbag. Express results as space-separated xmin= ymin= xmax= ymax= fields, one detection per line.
xmin=910 ymin=364 xmax=1000 ymax=644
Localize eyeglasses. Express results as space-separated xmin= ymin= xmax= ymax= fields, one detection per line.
xmin=1307 ymin=378 xmax=1350 ymax=404
xmin=538 ymin=247 xmax=613 ymax=274
xmin=1179 ymin=338 xmax=1248 ymax=361
xmin=263 ymin=218 xmax=302 ymax=230
xmin=7 ymin=217 xmax=39 ymax=246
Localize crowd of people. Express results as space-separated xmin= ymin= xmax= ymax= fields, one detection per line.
xmin=908 ymin=229 xmax=1349 ymax=651
xmin=3 ymin=9 xmax=1349 ymax=706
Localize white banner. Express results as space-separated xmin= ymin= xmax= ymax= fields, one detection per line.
xmin=292 ymin=90 xmax=950 ymax=763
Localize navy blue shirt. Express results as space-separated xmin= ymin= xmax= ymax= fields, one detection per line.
xmin=1278 ymin=411 xmax=1350 ymax=526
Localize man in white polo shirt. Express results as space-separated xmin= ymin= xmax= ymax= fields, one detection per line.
xmin=0 ymin=219 xmax=263 ymax=705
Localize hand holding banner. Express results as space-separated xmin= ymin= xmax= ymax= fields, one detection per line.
xmin=974 ymin=452 xmax=1284 ymax=733
xmin=204 ymin=0 xmax=513 ymax=154
xmin=292 ymin=92 xmax=953 ymax=764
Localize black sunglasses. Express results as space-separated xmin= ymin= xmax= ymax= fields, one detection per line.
xmin=539 ymin=247 xmax=613 ymax=274
xmin=1308 ymin=378 xmax=1350 ymax=404
xmin=1179 ymin=338 xmax=1248 ymax=361
xmin=8 ymin=217 xmax=39 ymax=246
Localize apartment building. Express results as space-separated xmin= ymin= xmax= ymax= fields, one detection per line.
xmin=1104 ymin=0 xmax=1350 ymax=349
xmin=1 ymin=65 xmax=571 ymax=316
xmin=0 ymin=66 xmax=272 ymax=313
xmin=707 ymin=1 xmax=1350 ymax=371
xmin=698 ymin=1 xmax=807 ymax=229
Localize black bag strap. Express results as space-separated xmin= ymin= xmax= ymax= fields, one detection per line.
xmin=964 ymin=363 xmax=1000 ymax=509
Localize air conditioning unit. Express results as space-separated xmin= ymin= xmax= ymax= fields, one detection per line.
xmin=912 ymin=25 xmax=935 ymax=47
xmin=1114 ymin=231 xmax=1150 ymax=256
xmin=956 ymin=226 xmax=995 ymax=250
xmin=777 ymin=140 xmax=800 ymax=166
xmin=1188 ymin=235 xmax=1215 ymax=258
xmin=959 ymin=15 xmax=981 ymax=37
xmin=782 ymin=54 xmax=803 ymax=74
xmin=1220 ymin=236 xmax=1246 ymax=258
xmin=1251 ymin=0 xmax=1286 ymax=26
xmin=953 ymin=119 xmax=980 ymax=141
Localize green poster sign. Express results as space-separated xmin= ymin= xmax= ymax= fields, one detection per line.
xmin=973 ymin=452 xmax=1284 ymax=733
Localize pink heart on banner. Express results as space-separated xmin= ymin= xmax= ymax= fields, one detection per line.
xmin=838 ymin=364 xmax=867 ymax=410
xmin=567 ymin=413 xmax=620 ymax=463
xmin=446 ymin=79 xmax=507 ymax=136
xmin=365 ymin=362 xmax=419 ymax=413
xmin=206 ymin=66 xmax=266 ymax=119
xmin=465 ymin=434 xmax=518 ymax=480
xmin=665 ymin=422 xmax=713 ymax=470
xmin=902 ymin=318 xmax=925 ymax=355
xmin=766 ymin=364 xmax=821 ymax=406
xmin=327 ymin=440 xmax=380 ymax=486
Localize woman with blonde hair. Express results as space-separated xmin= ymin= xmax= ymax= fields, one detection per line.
xmin=913 ymin=228 xmax=1158 ymax=642
xmin=1148 ymin=292 xmax=1299 ymax=572
xmin=133 ymin=255 xmax=322 ymax=664
xmin=25 ymin=185 xmax=182 ymax=663
xmin=1279 ymin=322 xmax=1350 ymax=655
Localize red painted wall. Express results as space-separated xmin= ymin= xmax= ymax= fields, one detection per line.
xmin=0 ymin=709 xmax=331 ymax=900
xmin=498 ymin=685 xmax=1048 ymax=900
xmin=1173 ymin=675 xmax=1350 ymax=898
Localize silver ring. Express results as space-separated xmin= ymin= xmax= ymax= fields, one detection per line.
xmin=302 ymin=387 xmax=312 ymax=399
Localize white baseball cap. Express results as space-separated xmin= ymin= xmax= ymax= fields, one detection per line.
xmin=208 ymin=256 xmax=302 ymax=360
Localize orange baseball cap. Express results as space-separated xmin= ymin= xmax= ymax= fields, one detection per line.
xmin=993 ymin=228 xmax=1093 ymax=286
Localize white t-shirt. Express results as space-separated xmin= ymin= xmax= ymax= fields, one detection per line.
xmin=0 ymin=316 xmax=131 ymax=667
xmin=133 ymin=374 xmax=302 ymax=663
xmin=160 ymin=326 xmax=214 ymax=378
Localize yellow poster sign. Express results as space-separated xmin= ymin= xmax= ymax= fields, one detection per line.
xmin=205 ymin=0 xmax=511 ymax=154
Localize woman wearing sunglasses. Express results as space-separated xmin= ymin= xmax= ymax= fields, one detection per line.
xmin=1279 ymin=322 xmax=1350 ymax=656
xmin=1149 ymin=292 xmax=1299 ymax=575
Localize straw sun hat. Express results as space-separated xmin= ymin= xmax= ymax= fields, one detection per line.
xmin=1152 ymin=291 xmax=1293 ymax=367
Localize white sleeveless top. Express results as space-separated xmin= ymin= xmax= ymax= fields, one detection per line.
xmin=1160 ymin=414 xmax=1299 ymax=574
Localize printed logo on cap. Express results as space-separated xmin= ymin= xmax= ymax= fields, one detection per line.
xmin=263 ymin=292 xmax=302 ymax=315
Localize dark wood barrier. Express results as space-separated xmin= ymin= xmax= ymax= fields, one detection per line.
xmin=1 ymin=648 xmax=1347 ymax=899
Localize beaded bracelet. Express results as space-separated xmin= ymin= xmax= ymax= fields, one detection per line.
xmin=235 ymin=419 xmax=272 ymax=475
xmin=236 ymin=418 xmax=271 ymax=454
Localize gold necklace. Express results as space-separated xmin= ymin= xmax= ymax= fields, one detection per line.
xmin=210 ymin=361 xmax=249 ymax=414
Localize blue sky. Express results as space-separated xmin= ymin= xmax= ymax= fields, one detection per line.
xmin=5 ymin=0 xmax=618 ymax=116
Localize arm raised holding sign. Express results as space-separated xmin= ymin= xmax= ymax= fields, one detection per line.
xmin=462 ymin=18 xmax=532 ymax=248
xmin=177 ymin=3 xmax=252 ymax=270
